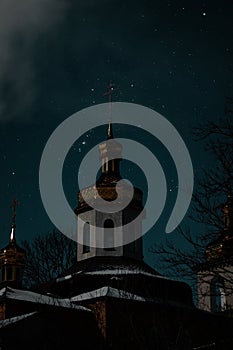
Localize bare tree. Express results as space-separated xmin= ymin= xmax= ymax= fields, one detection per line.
xmin=150 ymin=111 xmax=233 ymax=300
xmin=22 ymin=229 xmax=77 ymax=287
xmin=191 ymin=116 xmax=233 ymax=231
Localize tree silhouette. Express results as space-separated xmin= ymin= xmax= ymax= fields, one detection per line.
xmin=22 ymin=229 xmax=76 ymax=287
xmin=150 ymin=110 xmax=233 ymax=303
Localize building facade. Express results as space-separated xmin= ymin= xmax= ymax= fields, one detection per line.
xmin=197 ymin=189 xmax=233 ymax=314
xmin=0 ymin=124 xmax=233 ymax=349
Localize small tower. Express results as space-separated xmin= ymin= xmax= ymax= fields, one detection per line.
xmin=197 ymin=188 xmax=233 ymax=313
xmin=205 ymin=188 xmax=233 ymax=261
xmin=75 ymin=82 xmax=143 ymax=261
xmin=75 ymin=122 xmax=144 ymax=262
xmin=75 ymin=82 xmax=144 ymax=262
xmin=0 ymin=199 xmax=26 ymax=289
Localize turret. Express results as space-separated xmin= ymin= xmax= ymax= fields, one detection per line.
xmin=0 ymin=199 xmax=26 ymax=288
xmin=206 ymin=187 xmax=233 ymax=261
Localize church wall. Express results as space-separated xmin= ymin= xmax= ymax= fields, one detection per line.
xmin=77 ymin=209 xmax=125 ymax=259
xmin=0 ymin=308 xmax=104 ymax=350
xmin=197 ymin=265 xmax=233 ymax=313
xmin=220 ymin=264 xmax=233 ymax=308
xmin=86 ymin=300 xmax=107 ymax=339
xmin=197 ymin=271 xmax=212 ymax=311
xmin=0 ymin=303 xmax=5 ymax=320
xmin=123 ymin=206 xmax=143 ymax=260
xmin=102 ymin=298 xmax=217 ymax=349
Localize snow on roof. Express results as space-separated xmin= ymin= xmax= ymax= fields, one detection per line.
xmin=56 ymin=274 xmax=72 ymax=283
xmin=70 ymin=286 xmax=194 ymax=309
xmin=0 ymin=312 xmax=37 ymax=328
xmin=0 ymin=287 xmax=90 ymax=312
xmin=81 ymin=269 xmax=173 ymax=280
xmin=56 ymin=270 xmax=82 ymax=283
xmin=71 ymin=286 xmax=146 ymax=302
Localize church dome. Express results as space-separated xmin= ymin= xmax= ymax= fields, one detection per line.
xmin=76 ymin=178 xmax=143 ymax=215
xmin=75 ymin=123 xmax=143 ymax=215
xmin=205 ymin=190 xmax=233 ymax=261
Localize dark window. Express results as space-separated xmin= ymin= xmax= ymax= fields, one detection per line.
xmin=6 ymin=266 xmax=12 ymax=280
xmin=83 ymin=222 xmax=90 ymax=254
xmin=104 ymin=219 xmax=115 ymax=251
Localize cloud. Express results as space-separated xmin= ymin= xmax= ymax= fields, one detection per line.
xmin=0 ymin=0 xmax=67 ymax=122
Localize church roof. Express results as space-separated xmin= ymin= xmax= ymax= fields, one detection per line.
xmin=1 ymin=239 xmax=25 ymax=255
xmin=52 ymin=256 xmax=194 ymax=307
xmin=0 ymin=286 xmax=90 ymax=312
xmin=71 ymin=286 xmax=146 ymax=302
xmin=56 ymin=256 xmax=160 ymax=281
xmin=0 ymin=312 xmax=37 ymax=328
xmin=70 ymin=285 xmax=196 ymax=310
xmin=76 ymin=176 xmax=143 ymax=214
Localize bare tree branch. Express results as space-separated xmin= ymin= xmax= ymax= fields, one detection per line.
xmin=21 ymin=229 xmax=76 ymax=288
xmin=150 ymin=114 xmax=233 ymax=302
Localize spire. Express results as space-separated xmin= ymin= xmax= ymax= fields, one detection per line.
xmin=107 ymin=121 xmax=113 ymax=139
xmin=103 ymin=81 xmax=117 ymax=140
xmin=10 ymin=198 xmax=19 ymax=242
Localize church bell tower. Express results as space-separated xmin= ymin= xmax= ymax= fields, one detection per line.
xmin=75 ymin=123 xmax=144 ymax=262
xmin=0 ymin=199 xmax=26 ymax=289
xmin=197 ymin=187 xmax=233 ymax=313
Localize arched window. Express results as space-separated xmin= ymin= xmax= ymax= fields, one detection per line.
xmin=104 ymin=219 xmax=115 ymax=251
xmin=210 ymin=276 xmax=226 ymax=312
xmin=83 ymin=222 xmax=90 ymax=254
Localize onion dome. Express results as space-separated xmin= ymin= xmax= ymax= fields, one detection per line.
xmin=206 ymin=188 xmax=233 ymax=261
xmin=75 ymin=123 xmax=143 ymax=215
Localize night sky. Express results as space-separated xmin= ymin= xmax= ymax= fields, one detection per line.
xmin=0 ymin=0 xmax=232 ymax=271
